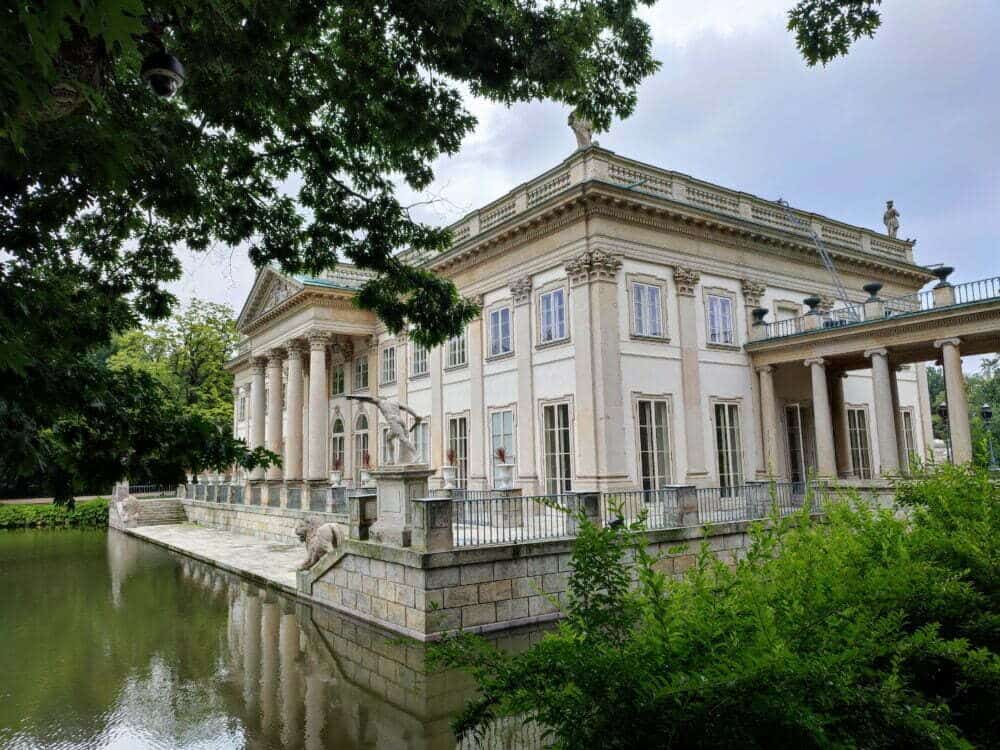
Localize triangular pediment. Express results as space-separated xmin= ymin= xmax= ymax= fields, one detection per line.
xmin=236 ymin=267 xmax=304 ymax=332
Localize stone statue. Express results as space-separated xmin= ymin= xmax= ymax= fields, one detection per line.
xmin=568 ymin=111 xmax=595 ymax=150
xmin=345 ymin=395 xmax=423 ymax=464
xmin=883 ymin=200 xmax=900 ymax=239
xmin=295 ymin=517 xmax=341 ymax=570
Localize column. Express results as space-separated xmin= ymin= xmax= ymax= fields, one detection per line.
xmin=467 ymin=305 xmax=486 ymax=488
xmin=302 ymin=368 xmax=310 ymax=479
xmin=307 ymin=332 xmax=330 ymax=481
xmin=742 ymin=280 xmax=767 ymax=478
xmin=804 ymin=358 xmax=837 ymax=478
xmin=279 ymin=610 xmax=302 ymax=750
xmin=266 ymin=350 xmax=285 ymax=481
xmin=250 ymin=358 xmax=267 ymax=480
xmin=830 ymin=372 xmax=851 ymax=478
xmin=260 ymin=594 xmax=280 ymax=739
xmin=367 ymin=338 xmax=379 ymax=467
xmin=889 ymin=366 xmax=908 ymax=472
xmin=510 ymin=276 xmax=537 ymax=493
xmin=935 ymin=337 xmax=972 ymax=464
xmin=589 ymin=253 xmax=628 ymax=484
xmin=232 ymin=385 xmax=240 ymax=480
xmin=864 ymin=348 xmax=900 ymax=476
xmin=285 ymin=341 xmax=306 ymax=481
xmin=674 ymin=267 xmax=708 ymax=483
xmin=757 ymin=366 xmax=781 ymax=478
xmin=430 ymin=344 xmax=444 ymax=474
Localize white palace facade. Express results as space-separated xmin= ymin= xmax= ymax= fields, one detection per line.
xmin=226 ymin=144 xmax=998 ymax=498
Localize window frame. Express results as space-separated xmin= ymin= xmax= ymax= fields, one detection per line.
xmin=632 ymin=393 xmax=674 ymax=490
xmin=410 ymin=342 xmax=429 ymax=378
xmin=703 ymin=287 xmax=738 ymax=348
xmin=445 ymin=331 xmax=468 ymax=370
xmin=330 ymin=417 xmax=345 ymax=469
xmin=380 ymin=345 xmax=396 ymax=386
xmin=353 ymin=412 xmax=370 ymax=482
xmin=487 ymin=304 xmax=514 ymax=359
xmin=540 ymin=398 xmax=574 ymax=494
xmin=488 ymin=406 xmax=517 ymax=484
xmin=627 ymin=274 xmax=669 ymax=340
xmin=413 ymin=420 xmax=430 ymax=464
xmin=535 ymin=280 xmax=570 ymax=348
xmin=353 ymin=356 xmax=369 ymax=391
xmin=446 ymin=412 xmax=470 ymax=488
xmin=331 ymin=364 xmax=346 ymax=396
xmin=846 ymin=404 xmax=874 ymax=480
xmin=712 ymin=399 xmax=745 ymax=493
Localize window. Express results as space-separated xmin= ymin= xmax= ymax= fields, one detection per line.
xmin=380 ymin=346 xmax=396 ymax=385
xmin=775 ymin=303 xmax=800 ymax=322
xmin=637 ymin=399 xmax=671 ymax=490
xmin=330 ymin=418 xmax=345 ymax=470
xmin=380 ymin=426 xmax=392 ymax=464
xmin=714 ymin=403 xmax=743 ymax=493
xmin=447 ymin=416 xmax=469 ymax=488
xmin=354 ymin=413 xmax=370 ymax=482
xmin=354 ymin=357 xmax=368 ymax=390
xmin=331 ymin=365 xmax=345 ymax=396
xmin=490 ymin=409 xmax=515 ymax=480
xmin=238 ymin=394 xmax=247 ymax=421
xmin=785 ymin=405 xmax=807 ymax=484
xmin=707 ymin=294 xmax=735 ymax=345
xmin=542 ymin=402 xmax=572 ymax=493
xmin=901 ymin=409 xmax=917 ymax=467
xmin=539 ymin=288 xmax=567 ymax=343
xmin=632 ymin=283 xmax=663 ymax=338
xmin=446 ymin=332 xmax=467 ymax=368
xmin=489 ymin=307 xmax=513 ymax=357
xmin=411 ymin=344 xmax=429 ymax=377
xmin=413 ymin=422 xmax=430 ymax=464
xmin=847 ymin=407 xmax=873 ymax=479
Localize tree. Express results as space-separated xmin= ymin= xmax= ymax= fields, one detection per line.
xmin=926 ymin=360 xmax=1000 ymax=469
xmin=787 ymin=0 xmax=884 ymax=66
xmin=434 ymin=469 xmax=1000 ymax=748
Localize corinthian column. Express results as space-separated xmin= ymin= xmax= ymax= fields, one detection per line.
xmin=266 ymin=350 xmax=285 ymax=481
xmin=674 ymin=266 xmax=708 ymax=483
xmin=804 ymin=357 xmax=837 ymax=478
xmin=510 ymin=276 xmax=537 ymax=493
xmin=285 ymin=341 xmax=306 ymax=481
xmin=307 ymin=332 xmax=330 ymax=481
xmin=250 ymin=357 xmax=267 ymax=480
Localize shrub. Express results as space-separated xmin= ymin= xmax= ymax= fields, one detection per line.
xmin=0 ymin=498 xmax=109 ymax=530
xmin=434 ymin=469 xmax=1000 ymax=749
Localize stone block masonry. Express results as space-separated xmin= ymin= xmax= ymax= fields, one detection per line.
xmin=299 ymin=521 xmax=753 ymax=641
xmin=183 ymin=499 xmax=347 ymax=544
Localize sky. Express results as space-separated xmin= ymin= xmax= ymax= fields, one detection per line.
xmin=169 ymin=0 xmax=999 ymax=335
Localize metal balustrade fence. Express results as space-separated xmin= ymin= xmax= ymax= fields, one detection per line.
xmin=954 ymin=276 xmax=1000 ymax=304
xmin=452 ymin=493 xmax=577 ymax=547
xmin=231 ymin=485 xmax=244 ymax=505
xmin=128 ymin=484 xmax=176 ymax=499
xmin=600 ymin=487 xmax=680 ymax=530
xmin=329 ymin=486 xmax=348 ymax=514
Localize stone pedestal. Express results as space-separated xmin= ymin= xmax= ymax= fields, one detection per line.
xmin=348 ymin=489 xmax=378 ymax=540
xmin=411 ymin=497 xmax=454 ymax=552
xmin=368 ymin=464 xmax=434 ymax=547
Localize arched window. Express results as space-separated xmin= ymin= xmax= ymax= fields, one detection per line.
xmin=354 ymin=413 xmax=370 ymax=483
xmin=330 ymin=418 xmax=345 ymax=471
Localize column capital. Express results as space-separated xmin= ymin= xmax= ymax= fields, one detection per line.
xmin=803 ymin=357 xmax=827 ymax=368
xmin=673 ymin=266 xmax=700 ymax=296
xmin=933 ymin=337 xmax=961 ymax=349
xmin=510 ymin=276 xmax=533 ymax=305
xmin=250 ymin=355 xmax=268 ymax=372
xmin=565 ymin=249 xmax=623 ymax=286
xmin=864 ymin=347 xmax=889 ymax=359
xmin=266 ymin=348 xmax=286 ymax=366
xmin=307 ymin=330 xmax=331 ymax=350
xmin=285 ymin=339 xmax=309 ymax=358
xmin=741 ymin=278 xmax=766 ymax=308
xmin=754 ymin=365 xmax=775 ymax=374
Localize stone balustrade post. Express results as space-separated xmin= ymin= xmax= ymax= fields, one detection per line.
xmin=568 ymin=491 xmax=601 ymax=534
xmin=347 ymin=490 xmax=378 ymax=540
xmin=411 ymin=497 xmax=454 ymax=552
xmin=931 ymin=266 xmax=955 ymax=307
xmin=672 ymin=484 xmax=698 ymax=527
xmin=862 ymin=282 xmax=885 ymax=320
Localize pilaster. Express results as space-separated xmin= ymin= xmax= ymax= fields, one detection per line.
xmin=674 ymin=266 xmax=708 ymax=483
xmin=467 ymin=300 xmax=486 ymax=489
xmin=510 ymin=276 xmax=537 ymax=493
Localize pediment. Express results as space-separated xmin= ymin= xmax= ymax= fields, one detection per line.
xmin=236 ymin=268 xmax=304 ymax=331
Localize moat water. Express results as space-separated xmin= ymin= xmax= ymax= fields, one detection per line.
xmin=0 ymin=529 xmax=528 ymax=749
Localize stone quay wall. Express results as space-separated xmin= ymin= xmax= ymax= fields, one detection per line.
xmin=299 ymin=522 xmax=752 ymax=641
xmin=183 ymin=499 xmax=348 ymax=544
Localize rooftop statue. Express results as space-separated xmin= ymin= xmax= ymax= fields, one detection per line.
xmin=883 ymin=200 xmax=900 ymax=239
xmin=568 ymin=110 xmax=595 ymax=150
xmin=345 ymin=395 xmax=423 ymax=465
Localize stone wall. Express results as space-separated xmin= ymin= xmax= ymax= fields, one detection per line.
xmin=300 ymin=521 xmax=752 ymax=641
xmin=183 ymin=499 xmax=347 ymax=544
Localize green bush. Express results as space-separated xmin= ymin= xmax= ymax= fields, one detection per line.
xmin=0 ymin=498 xmax=109 ymax=530
xmin=435 ymin=467 xmax=1000 ymax=749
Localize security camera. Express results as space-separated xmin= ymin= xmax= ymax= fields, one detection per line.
xmin=141 ymin=50 xmax=185 ymax=97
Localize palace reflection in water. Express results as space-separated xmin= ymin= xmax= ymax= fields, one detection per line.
xmin=0 ymin=530 xmax=544 ymax=750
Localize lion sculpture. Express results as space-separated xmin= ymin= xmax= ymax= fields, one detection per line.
xmin=295 ymin=517 xmax=341 ymax=571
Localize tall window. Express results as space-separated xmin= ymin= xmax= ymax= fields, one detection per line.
xmin=539 ymin=288 xmax=567 ymax=343
xmin=446 ymin=333 xmax=467 ymax=368
xmin=331 ymin=365 xmax=345 ymax=396
xmin=490 ymin=410 xmax=515 ymax=480
xmin=901 ymin=409 xmax=917 ymax=468
xmin=632 ymin=283 xmax=663 ymax=337
xmin=847 ymin=407 xmax=873 ymax=479
xmin=380 ymin=346 xmax=396 ymax=385
xmin=637 ymin=399 xmax=671 ymax=490
xmin=542 ymin=402 xmax=572 ymax=493
xmin=354 ymin=357 xmax=368 ymax=390
xmin=489 ymin=307 xmax=513 ymax=357
xmin=785 ymin=405 xmax=807 ymax=484
xmin=714 ymin=403 xmax=743 ymax=493
xmin=707 ymin=294 xmax=735 ymax=345
xmin=380 ymin=426 xmax=392 ymax=464
xmin=238 ymin=393 xmax=247 ymax=420
xmin=447 ymin=416 xmax=469 ymax=488
xmin=330 ymin=418 xmax=345 ymax=470
xmin=354 ymin=413 xmax=370 ymax=482
xmin=413 ymin=422 xmax=430 ymax=463
xmin=411 ymin=344 xmax=428 ymax=377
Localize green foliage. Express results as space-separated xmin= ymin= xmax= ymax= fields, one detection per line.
xmin=0 ymin=499 xmax=109 ymax=529
xmin=436 ymin=468 xmax=1000 ymax=748
xmin=787 ymin=0 xmax=883 ymax=66
xmin=927 ymin=359 xmax=1000 ymax=469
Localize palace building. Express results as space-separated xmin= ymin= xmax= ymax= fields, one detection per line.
xmin=226 ymin=141 xmax=999 ymax=499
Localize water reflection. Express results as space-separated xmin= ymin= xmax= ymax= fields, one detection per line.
xmin=0 ymin=530 xmax=544 ymax=749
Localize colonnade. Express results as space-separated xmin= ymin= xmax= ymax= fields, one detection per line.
xmin=756 ymin=336 xmax=973 ymax=479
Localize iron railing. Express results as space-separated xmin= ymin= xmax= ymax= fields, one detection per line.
xmin=452 ymin=493 xmax=577 ymax=547
xmin=128 ymin=484 xmax=176 ymax=498
xmin=600 ymin=487 xmax=680 ymax=530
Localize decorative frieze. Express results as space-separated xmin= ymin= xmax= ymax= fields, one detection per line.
xmin=673 ymin=267 xmax=701 ymax=297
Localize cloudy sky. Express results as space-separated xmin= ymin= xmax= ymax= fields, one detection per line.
xmin=170 ymin=0 xmax=999 ymax=321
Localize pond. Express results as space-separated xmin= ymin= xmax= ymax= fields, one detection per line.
xmin=0 ymin=529 xmax=543 ymax=749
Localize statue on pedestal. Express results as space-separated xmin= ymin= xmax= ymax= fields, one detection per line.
xmin=346 ymin=395 xmax=423 ymax=464
xmin=568 ymin=110 xmax=595 ymax=150
xmin=883 ymin=200 xmax=900 ymax=238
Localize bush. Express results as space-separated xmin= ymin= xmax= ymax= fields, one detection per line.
xmin=0 ymin=498 xmax=109 ymax=530
xmin=434 ymin=468 xmax=1000 ymax=749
